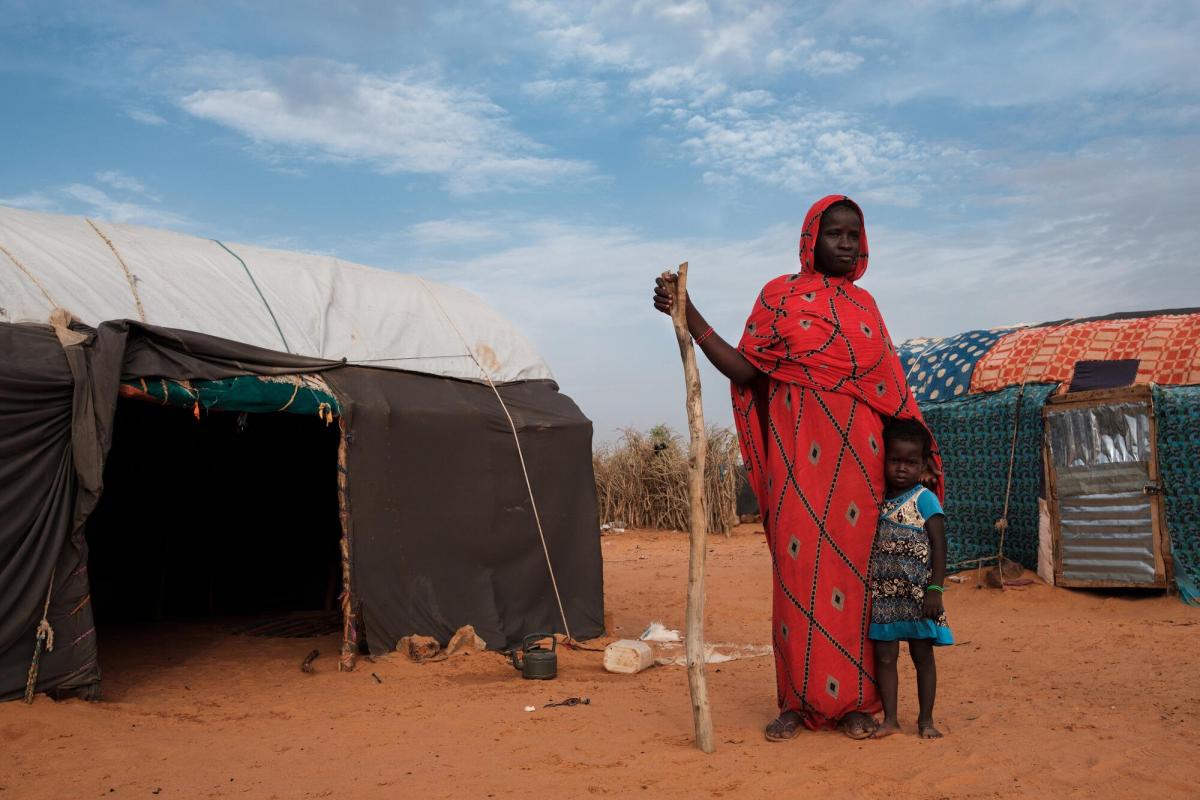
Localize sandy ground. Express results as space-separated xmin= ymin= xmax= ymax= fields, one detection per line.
xmin=4 ymin=526 xmax=1199 ymax=799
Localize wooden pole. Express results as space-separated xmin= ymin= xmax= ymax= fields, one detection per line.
xmin=664 ymin=262 xmax=715 ymax=754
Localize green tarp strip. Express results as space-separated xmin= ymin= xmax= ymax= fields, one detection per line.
xmin=122 ymin=375 xmax=340 ymax=418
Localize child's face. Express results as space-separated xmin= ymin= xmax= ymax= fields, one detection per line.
xmin=884 ymin=438 xmax=926 ymax=493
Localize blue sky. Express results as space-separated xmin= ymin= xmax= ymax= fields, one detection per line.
xmin=2 ymin=1 xmax=1197 ymax=440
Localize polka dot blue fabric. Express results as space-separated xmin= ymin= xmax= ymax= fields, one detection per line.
xmin=897 ymin=327 xmax=1021 ymax=404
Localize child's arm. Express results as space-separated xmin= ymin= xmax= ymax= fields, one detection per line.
xmin=923 ymin=515 xmax=947 ymax=619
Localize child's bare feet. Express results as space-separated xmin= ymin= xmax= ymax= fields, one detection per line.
xmin=871 ymin=718 xmax=902 ymax=739
xmin=917 ymin=718 xmax=943 ymax=739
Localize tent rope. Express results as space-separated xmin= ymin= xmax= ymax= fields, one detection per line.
xmin=212 ymin=239 xmax=292 ymax=354
xmin=86 ymin=219 xmax=146 ymax=323
xmin=0 ymin=240 xmax=58 ymax=310
xmin=276 ymin=380 xmax=301 ymax=412
xmin=414 ymin=277 xmax=573 ymax=641
xmin=23 ymin=567 xmax=57 ymax=704
xmin=988 ymin=317 xmax=1082 ymax=586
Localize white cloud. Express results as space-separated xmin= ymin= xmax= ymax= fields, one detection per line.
xmin=61 ymin=183 xmax=189 ymax=228
xmin=653 ymin=1 xmax=712 ymax=25
xmin=675 ymin=107 xmax=949 ymax=206
xmin=804 ymin=49 xmax=864 ymax=75
xmin=178 ymin=58 xmax=593 ymax=193
xmin=511 ymin=1 xmax=866 ymax=114
xmin=630 ymin=64 xmax=705 ymax=94
xmin=94 ymin=170 xmax=152 ymax=196
xmin=534 ymin=22 xmax=642 ymax=70
xmin=125 ymin=107 xmax=167 ymax=126
xmin=832 ymin=0 xmax=1200 ymax=107
xmin=521 ymin=77 xmax=608 ymax=113
xmin=509 ymin=0 xmax=572 ymax=27
xmin=406 ymin=219 xmax=507 ymax=247
xmin=730 ymin=89 xmax=776 ymax=108
xmin=3 ymin=172 xmax=183 ymax=226
xmin=0 ymin=191 xmax=59 ymax=212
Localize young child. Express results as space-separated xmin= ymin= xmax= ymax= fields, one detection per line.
xmin=869 ymin=418 xmax=953 ymax=739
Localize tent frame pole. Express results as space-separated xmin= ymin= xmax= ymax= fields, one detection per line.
xmin=336 ymin=417 xmax=358 ymax=672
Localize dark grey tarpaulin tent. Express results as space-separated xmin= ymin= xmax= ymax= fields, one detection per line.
xmin=0 ymin=206 xmax=603 ymax=702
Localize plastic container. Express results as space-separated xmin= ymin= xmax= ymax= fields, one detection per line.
xmin=603 ymin=639 xmax=654 ymax=674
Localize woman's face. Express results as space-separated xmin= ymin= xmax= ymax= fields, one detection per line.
xmin=813 ymin=205 xmax=862 ymax=277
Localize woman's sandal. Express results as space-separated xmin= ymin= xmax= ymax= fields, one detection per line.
xmin=838 ymin=711 xmax=879 ymax=740
xmin=764 ymin=712 xmax=803 ymax=742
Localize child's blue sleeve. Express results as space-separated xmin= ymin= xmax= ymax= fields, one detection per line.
xmin=917 ymin=489 xmax=944 ymax=520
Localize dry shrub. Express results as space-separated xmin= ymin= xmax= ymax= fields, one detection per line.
xmin=593 ymin=425 xmax=741 ymax=535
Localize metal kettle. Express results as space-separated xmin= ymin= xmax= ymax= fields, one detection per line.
xmin=510 ymin=633 xmax=557 ymax=680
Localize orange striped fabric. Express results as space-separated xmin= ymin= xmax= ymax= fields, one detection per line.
xmin=969 ymin=314 xmax=1200 ymax=393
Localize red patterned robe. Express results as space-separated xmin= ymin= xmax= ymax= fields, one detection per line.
xmin=732 ymin=195 xmax=942 ymax=729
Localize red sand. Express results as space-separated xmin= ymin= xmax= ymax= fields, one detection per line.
xmin=4 ymin=526 xmax=1199 ymax=799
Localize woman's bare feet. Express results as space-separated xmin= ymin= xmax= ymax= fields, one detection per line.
xmin=871 ymin=718 xmax=902 ymax=739
xmin=764 ymin=710 xmax=803 ymax=742
xmin=917 ymin=718 xmax=943 ymax=739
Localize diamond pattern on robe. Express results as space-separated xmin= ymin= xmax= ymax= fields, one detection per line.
xmin=831 ymin=588 xmax=845 ymax=611
xmin=826 ymin=675 xmax=840 ymax=699
xmin=808 ymin=441 xmax=821 ymax=464
xmin=788 ymin=535 xmax=801 ymax=559
xmin=846 ymin=501 xmax=860 ymax=526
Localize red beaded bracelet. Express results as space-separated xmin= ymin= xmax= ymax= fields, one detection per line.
xmin=694 ymin=326 xmax=715 ymax=345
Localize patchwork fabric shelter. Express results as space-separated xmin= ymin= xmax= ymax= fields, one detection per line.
xmin=0 ymin=205 xmax=604 ymax=702
xmin=898 ymin=309 xmax=1200 ymax=604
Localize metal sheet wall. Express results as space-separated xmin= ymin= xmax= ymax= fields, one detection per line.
xmin=1047 ymin=402 xmax=1157 ymax=584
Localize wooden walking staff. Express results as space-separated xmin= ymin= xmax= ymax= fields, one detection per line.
xmin=663 ymin=261 xmax=716 ymax=754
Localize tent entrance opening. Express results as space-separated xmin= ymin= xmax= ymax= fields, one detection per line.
xmin=85 ymin=397 xmax=343 ymax=640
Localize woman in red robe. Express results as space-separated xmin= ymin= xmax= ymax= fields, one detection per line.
xmin=653 ymin=195 xmax=941 ymax=741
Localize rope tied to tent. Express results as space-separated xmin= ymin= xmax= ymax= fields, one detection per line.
xmin=212 ymin=239 xmax=292 ymax=355
xmin=414 ymin=277 xmax=574 ymax=642
xmin=86 ymin=219 xmax=146 ymax=323
xmin=988 ymin=317 xmax=1082 ymax=587
xmin=276 ymin=380 xmax=301 ymax=412
xmin=990 ymin=386 xmax=1025 ymax=586
xmin=0 ymin=240 xmax=59 ymax=310
xmin=23 ymin=567 xmax=57 ymax=704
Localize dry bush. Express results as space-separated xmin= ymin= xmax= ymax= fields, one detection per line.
xmin=593 ymin=425 xmax=741 ymax=535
